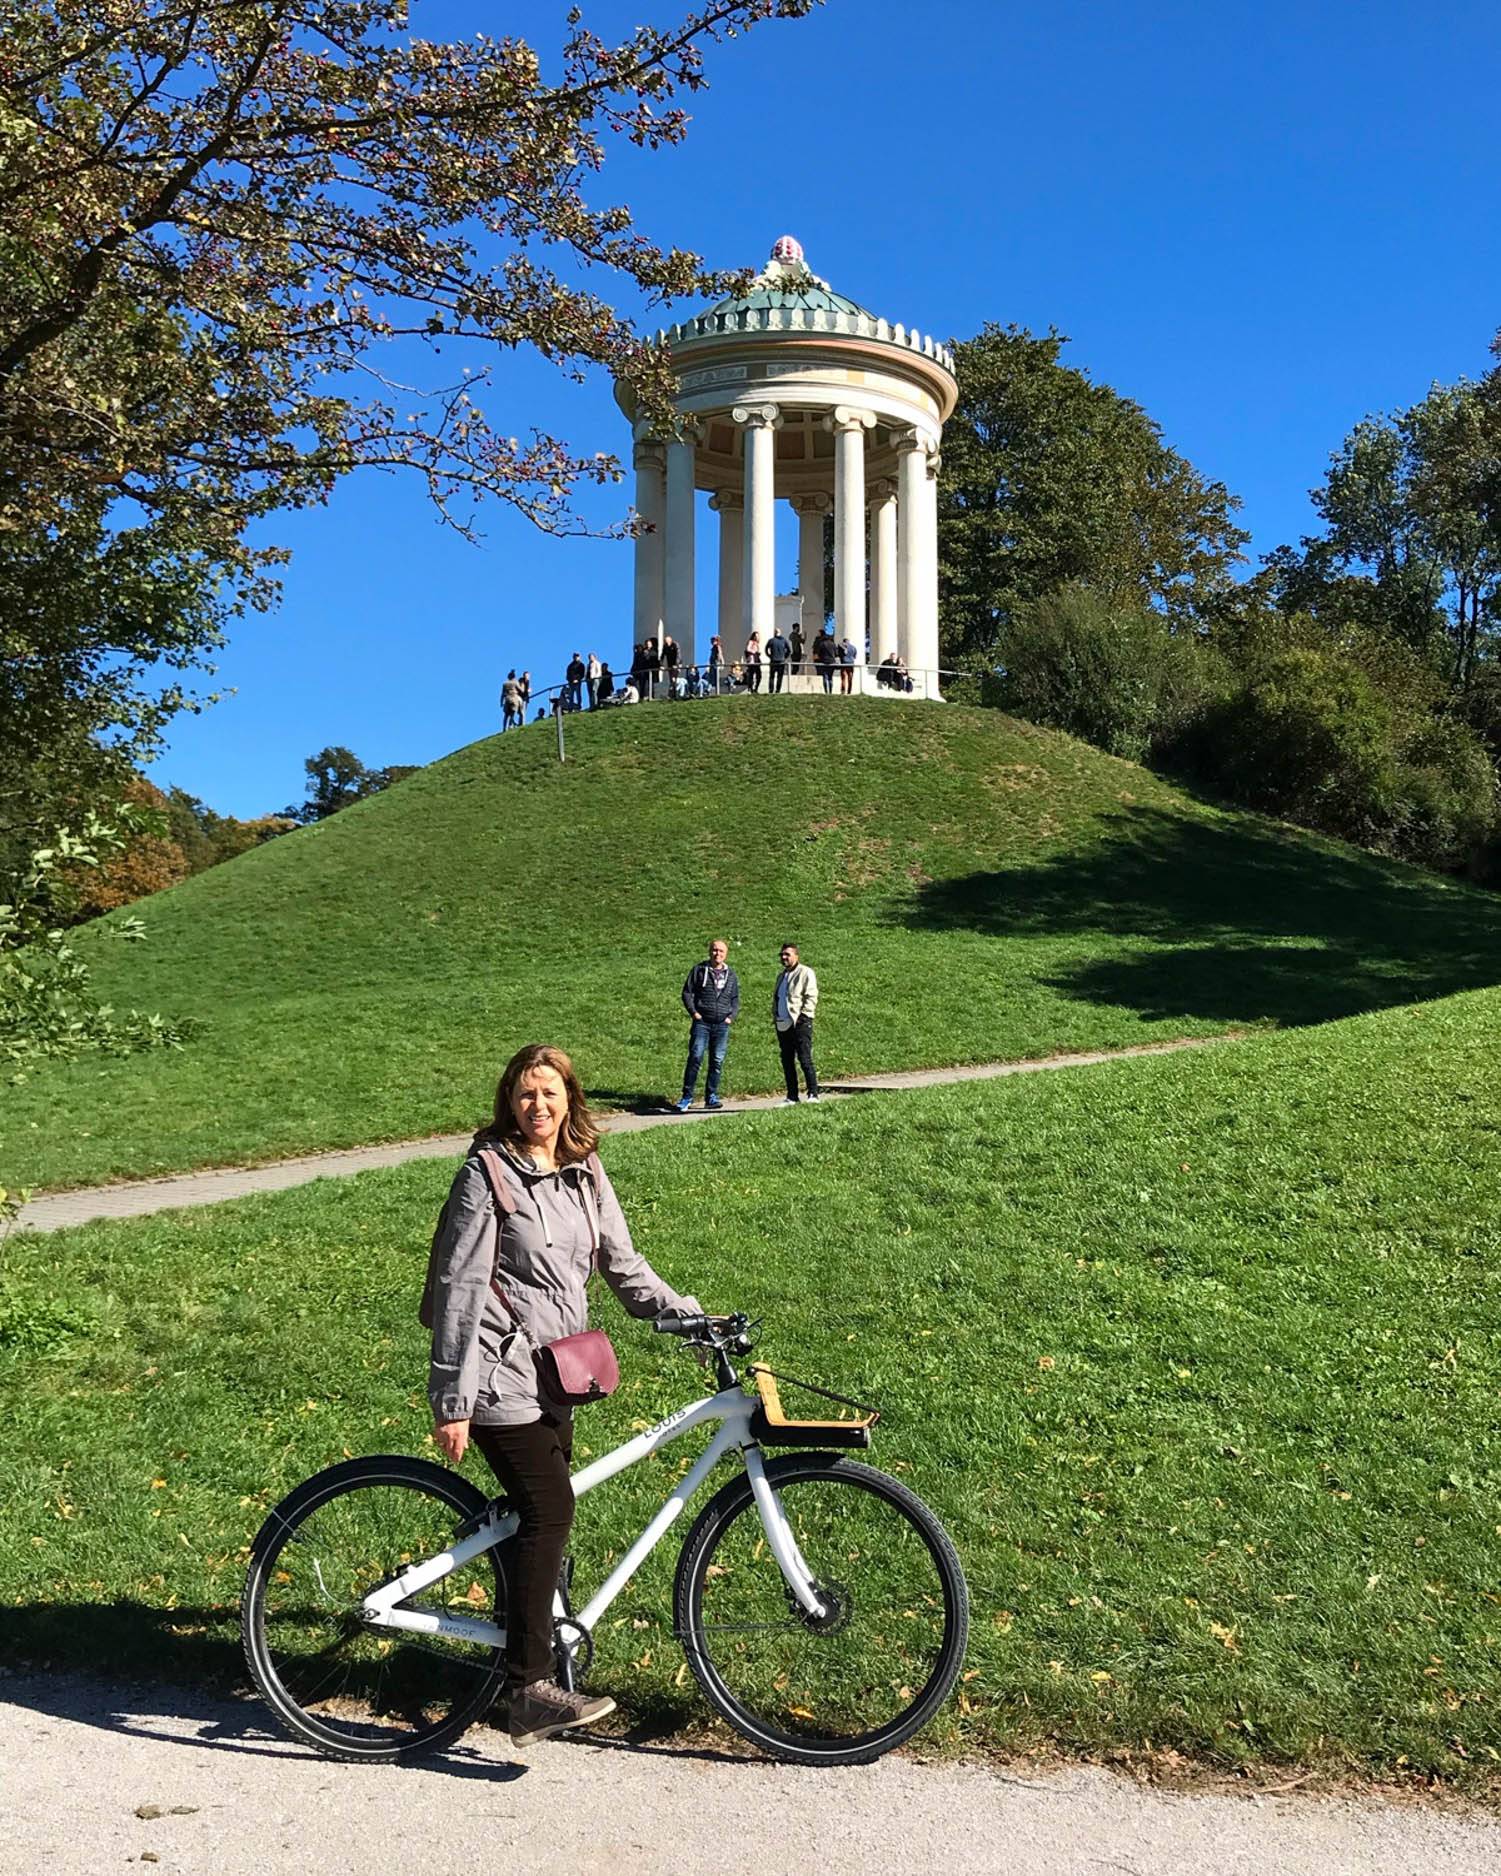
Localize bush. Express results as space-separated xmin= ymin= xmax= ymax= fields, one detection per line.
xmin=994 ymin=585 xmax=1205 ymax=761
xmin=1171 ymin=641 xmax=1497 ymax=871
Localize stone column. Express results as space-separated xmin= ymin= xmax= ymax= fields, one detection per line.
xmin=917 ymin=450 xmax=942 ymax=694
xmin=869 ymin=478 xmax=899 ymax=668
xmin=829 ymin=407 xmax=875 ymax=653
xmin=791 ymin=491 xmax=831 ymax=639
xmin=896 ymin=428 xmax=936 ymax=683
xmin=734 ymin=402 xmax=780 ymax=648
xmin=631 ymin=437 xmax=666 ymax=649
xmin=709 ymin=489 xmax=744 ymax=663
xmin=663 ymin=425 xmax=700 ymax=670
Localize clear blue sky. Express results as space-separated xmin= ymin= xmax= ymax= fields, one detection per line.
xmin=148 ymin=0 xmax=1501 ymax=817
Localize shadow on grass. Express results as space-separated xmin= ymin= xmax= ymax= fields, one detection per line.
xmin=901 ymin=805 xmax=1501 ymax=1027
xmin=0 ymin=1601 xmax=525 ymax=1778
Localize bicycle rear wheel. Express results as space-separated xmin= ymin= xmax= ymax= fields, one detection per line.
xmin=242 ymin=1455 xmax=506 ymax=1762
xmin=673 ymin=1453 xmax=969 ymax=1765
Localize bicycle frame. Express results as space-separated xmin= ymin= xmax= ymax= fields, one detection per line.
xmin=360 ymin=1380 xmax=825 ymax=1649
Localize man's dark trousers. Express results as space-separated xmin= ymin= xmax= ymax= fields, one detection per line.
xmin=777 ymin=1016 xmax=818 ymax=1100
xmin=683 ymin=1018 xmax=730 ymax=1103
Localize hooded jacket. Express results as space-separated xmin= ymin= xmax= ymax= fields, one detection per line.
xmin=427 ymin=1140 xmax=699 ymax=1427
xmin=681 ymin=959 xmax=740 ymax=1024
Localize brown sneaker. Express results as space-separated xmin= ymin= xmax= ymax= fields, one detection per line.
xmin=507 ymin=1678 xmax=617 ymax=1746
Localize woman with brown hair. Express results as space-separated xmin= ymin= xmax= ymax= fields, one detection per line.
xmin=427 ymin=1043 xmax=701 ymax=1745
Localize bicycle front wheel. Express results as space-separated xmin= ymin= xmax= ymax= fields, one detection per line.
xmin=242 ymin=1455 xmax=506 ymax=1762
xmin=674 ymin=1454 xmax=969 ymax=1765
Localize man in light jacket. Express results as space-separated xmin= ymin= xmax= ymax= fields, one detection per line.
xmin=678 ymin=938 xmax=740 ymax=1110
xmin=773 ymin=942 xmax=820 ymax=1104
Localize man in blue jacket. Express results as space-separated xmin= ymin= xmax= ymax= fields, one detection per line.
xmin=677 ymin=938 xmax=740 ymax=1111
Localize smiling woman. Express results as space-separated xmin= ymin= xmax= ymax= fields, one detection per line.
xmin=424 ymin=1042 xmax=702 ymax=1746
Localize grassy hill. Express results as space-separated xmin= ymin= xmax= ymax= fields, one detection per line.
xmin=7 ymin=695 xmax=1501 ymax=1191
xmin=4 ymin=982 xmax=1498 ymax=1784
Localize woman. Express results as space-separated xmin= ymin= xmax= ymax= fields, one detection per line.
xmin=744 ymin=629 xmax=762 ymax=693
xmin=428 ymin=1044 xmax=701 ymax=1746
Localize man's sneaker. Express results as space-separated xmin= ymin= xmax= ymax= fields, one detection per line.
xmin=781 ymin=1096 xmax=799 ymax=1106
xmin=508 ymin=1679 xmax=617 ymax=1746
xmin=806 ymin=1093 xmax=822 ymax=1103
xmin=705 ymin=1096 xmax=724 ymax=1109
xmin=675 ymin=1097 xmax=692 ymax=1112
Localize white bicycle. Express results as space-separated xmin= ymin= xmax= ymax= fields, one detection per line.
xmin=242 ymin=1313 xmax=969 ymax=1767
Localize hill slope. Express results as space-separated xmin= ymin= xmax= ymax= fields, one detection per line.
xmin=7 ymin=696 xmax=1501 ymax=1189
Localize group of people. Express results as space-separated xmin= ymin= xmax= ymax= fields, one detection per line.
xmin=423 ymin=939 xmax=825 ymax=1749
xmin=502 ymin=626 xmax=897 ymax=726
xmin=675 ymin=938 xmax=820 ymax=1111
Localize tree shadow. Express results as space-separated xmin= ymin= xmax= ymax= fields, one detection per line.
xmin=0 ymin=1602 xmax=524 ymax=1779
xmin=901 ymin=805 xmax=1501 ymax=1028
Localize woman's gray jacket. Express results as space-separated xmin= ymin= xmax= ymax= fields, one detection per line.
xmin=427 ymin=1141 xmax=699 ymax=1428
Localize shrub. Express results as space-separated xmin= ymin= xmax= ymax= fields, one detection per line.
xmin=994 ymin=584 xmax=1203 ymax=762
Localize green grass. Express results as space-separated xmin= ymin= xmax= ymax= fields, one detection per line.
xmin=7 ymin=697 xmax=1501 ymax=1192
xmin=4 ymin=984 xmax=1499 ymax=1784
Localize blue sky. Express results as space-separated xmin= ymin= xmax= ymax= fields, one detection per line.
xmin=148 ymin=0 xmax=1501 ymax=816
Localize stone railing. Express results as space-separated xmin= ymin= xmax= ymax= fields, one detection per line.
xmin=655 ymin=305 xmax=955 ymax=373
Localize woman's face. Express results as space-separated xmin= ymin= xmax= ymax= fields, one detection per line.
xmin=511 ymin=1066 xmax=569 ymax=1152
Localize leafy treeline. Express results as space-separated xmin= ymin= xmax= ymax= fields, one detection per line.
xmin=940 ymin=327 xmax=1501 ymax=876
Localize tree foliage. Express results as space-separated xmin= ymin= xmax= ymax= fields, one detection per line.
xmin=1266 ymin=379 xmax=1501 ymax=685
xmin=937 ymin=325 xmax=1249 ymax=665
xmin=0 ymin=0 xmax=815 ymax=841
xmin=2 ymin=810 xmax=196 ymax=1073
xmin=988 ymin=584 xmax=1206 ymax=763
xmin=282 ymin=745 xmax=415 ymax=823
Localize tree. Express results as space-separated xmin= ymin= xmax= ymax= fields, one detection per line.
xmin=1270 ymin=380 xmax=1501 ymax=685
xmin=937 ymin=325 xmax=1249 ymax=665
xmin=66 ymin=777 xmax=188 ymax=917
xmin=282 ymin=745 xmax=414 ymax=822
xmin=0 ymin=0 xmax=815 ymax=840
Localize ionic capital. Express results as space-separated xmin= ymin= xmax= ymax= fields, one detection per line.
xmin=790 ymin=491 xmax=832 ymax=516
xmin=708 ymin=488 xmax=744 ymax=513
xmin=732 ymin=402 xmax=782 ymax=430
xmin=892 ymin=425 xmax=938 ymax=457
xmin=826 ymin=405 xmax=877 ymax=434
xmin=868 ymin=478 xmax=899 ymax=503
xmin=633 ymin=438 xmax=667 ymax=471
xmin=668 ymin=418 xmax=704 ymax=448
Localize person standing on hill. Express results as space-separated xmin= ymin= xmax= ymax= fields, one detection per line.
xmin=586 ymin=651 xmax=602 ymax=709
xmin=520 ymin=671 xmax=533 ymax=712
xmin=501 ymin=670 xmax=523 ymax=730
xmin=677 ymin=938 xmax=740 ymax=1111
xmin=765 ymin=627 xmax=790 ymax=693
xmin=788 ymin=622 xmax=805 ymax=676
xmin=839 ymin=636 xmax=858 ymax=693
xmin=812 ymin=627 xmax=836 ymax=693
xmin=744 ymin=630 xmax=763 ymax=692
xmin=566 ymin=653 xmax=586 ymax=711
xmin=773 ymin=943 xmax=820 ymax=1104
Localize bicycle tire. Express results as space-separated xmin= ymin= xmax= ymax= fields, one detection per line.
xmin=241 ymin=1454 xmax=506 ymax=1762
xmin=673 ymin=1452 xmax=969 ymax=1766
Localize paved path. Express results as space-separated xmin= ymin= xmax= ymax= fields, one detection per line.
xmin=15 ymin=1040 xmax=1214 ymax=1235
xmin=5 ymin=1674 xmax=1494 ymax=1876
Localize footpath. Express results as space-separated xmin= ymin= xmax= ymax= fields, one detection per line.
xmin=6 ymin=1674 xmax=1497 ymax=1876
xmin=16 ymin=1040 xmax=1211 ymax=1234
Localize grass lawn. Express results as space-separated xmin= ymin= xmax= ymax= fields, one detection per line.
xmin=7 ymin=698 xmax=1501 ymax=1192
xmin=3 ymin=984 xmax=1498 ymax=1786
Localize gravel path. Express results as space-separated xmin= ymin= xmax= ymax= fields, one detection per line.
xmin=5 ymin=1674 xmax=1495 ymax=1876
xmin=15 ymin=1040 xmax=1214 ymax=1235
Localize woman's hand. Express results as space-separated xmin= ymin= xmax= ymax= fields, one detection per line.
xmin=434 ymin=1418 xmax=470 ymax=1464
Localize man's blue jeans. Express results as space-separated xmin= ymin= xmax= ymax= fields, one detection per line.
xmin=682 ymin=1018 xmax=730 ymax=1103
